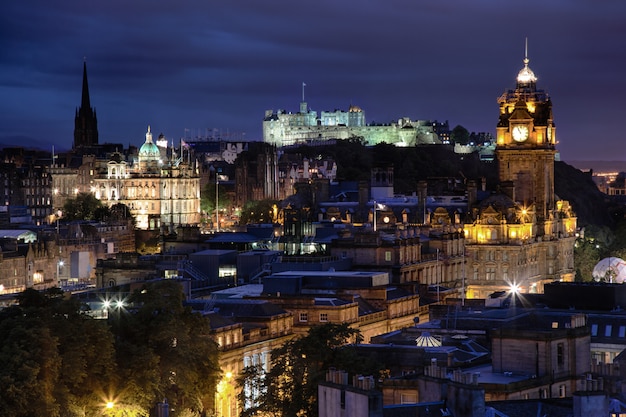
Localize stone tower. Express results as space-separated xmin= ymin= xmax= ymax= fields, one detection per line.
xmin=73 ymin=61 xmax=98 ymax=149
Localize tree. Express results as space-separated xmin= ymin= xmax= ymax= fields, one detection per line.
xmin=239 ymin=199 xmax=280 ymax=225
xmin=238 ymin=323 xmax=381 ymax=417
xmin=109 ymin=203 xmax=135 ymax=225
xmin=0 ymin=314 xmax=61 ymax=416
xmin=112 ymin=280 xmax=220 ymax=415
xmin=450 ymin=125 xmax=470 ymax=145
xmin=0 ymin=288 xmax=119 ymax=417
xmin=201 ymin=181 xmax=233 ymax=215
xmin=62 ymin=192 xmax=110 ymax=221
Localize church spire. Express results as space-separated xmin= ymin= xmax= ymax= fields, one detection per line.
xmin=81 ymin=58 xmax=91 ymax=110
xmin=73 ymin=59 xmax=98 ymax=149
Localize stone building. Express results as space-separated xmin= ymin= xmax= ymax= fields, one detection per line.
xmin=0 ymin=234 xmax=58 ymax=296
xmin=200 ymin=300 xmax=295 ymax=417
xmin=263 ymin=98 xmax=441 ymax=148
xmin=233 ymin=142 xmax=280 ymax=208
xmin=462 ymin=49 xmax=577 ymax=299
xmin=92 ymin=126 xmax=201 ymax=231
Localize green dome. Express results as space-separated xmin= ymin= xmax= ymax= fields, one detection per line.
xmin=139 ymin=142 xmax=160 ymax=158
xmin=139 ymin=125 xmax=161 ymax=161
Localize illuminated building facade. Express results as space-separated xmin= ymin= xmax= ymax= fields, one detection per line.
xmin=263 ymin=101 xmax=441 ymax=147
xmin=92 ymin=126 xmax=201 ymax=231
xmin=463 ymin=48 xmax=577 ymax=298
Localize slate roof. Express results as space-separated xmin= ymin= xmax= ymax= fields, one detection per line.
xmin=486 ymin=399 xmax=573 ymax=417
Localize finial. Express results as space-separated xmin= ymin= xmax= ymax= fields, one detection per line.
xmin=523 ymin=37 xmax=529 ymax=66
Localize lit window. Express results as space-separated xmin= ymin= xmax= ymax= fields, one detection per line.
xmin=385 ymin=251 xmax=392 ymax=262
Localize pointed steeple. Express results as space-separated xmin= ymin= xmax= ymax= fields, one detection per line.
xmin=73 ymin=59 xmax=98 ymax=149
xmin=81 ymin=60 xmax=91 ymax=110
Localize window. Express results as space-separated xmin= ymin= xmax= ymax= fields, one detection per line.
xmin=299 ymin=312 xmax=308 ymax=322
xmin=319 ymin=313 xmax=328 ymax=322
xmin=605 ymin=325 xmax=613 ymax=337
xmin=591 ymin=324 xmax=598 ymax=336
xmin=400 ymin=393 xmax=417 ymax=404
xmin=557 ymin=343 xmax=564 ymax=367
xmin=385 ymin=251 xmax=392 ymax=262
xmin=486 ymin=267 xmax=495 ymax=280
xmin=619 ymin=326 xmax=626 ymax=338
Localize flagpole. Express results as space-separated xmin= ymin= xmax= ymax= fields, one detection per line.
xmin=436 ymin=248 xmax=440 ymax=302
xmin=216 ymin=172 xmax=219 ymax=233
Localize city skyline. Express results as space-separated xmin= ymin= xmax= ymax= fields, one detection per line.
xmin=2 ymin=1 xmax=626 ymax=163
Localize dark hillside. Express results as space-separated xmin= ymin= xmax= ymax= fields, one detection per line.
xmin=283 ymin=141 xmax=614 ymax=227
xmin=554 ymin=161 xmax=614 ymax=227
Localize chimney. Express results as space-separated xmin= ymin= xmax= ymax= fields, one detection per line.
xmin=467 ymin=180 xmax=477 ymax=208
xmin=358 ymin=180 xmax=369 ymax=208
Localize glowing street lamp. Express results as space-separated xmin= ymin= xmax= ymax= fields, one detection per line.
xmin=57 ymin=260 xmax=64 ymax=284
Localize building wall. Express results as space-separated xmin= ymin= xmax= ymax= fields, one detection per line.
xmin=213 ymin=319 xmax=296 ymax=417
xmin=0 ymin=240 xmax=57 ymax=295
xmin=92 ymin=159 xmax=200 ymax=231
xmin=491 ymin=326 xmax=591 ymax=379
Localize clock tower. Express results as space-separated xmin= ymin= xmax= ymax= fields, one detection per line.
xmin=495 ymin=45 xmax=556 ymax=219
xmin=463 ymin=43 xmax=577 ymax=299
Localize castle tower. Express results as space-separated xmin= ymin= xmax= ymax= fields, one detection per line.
xmin=73 ymin=61 xmax=99 ymax=149
xmin=495 ymin=41 xmax=556 ymax=219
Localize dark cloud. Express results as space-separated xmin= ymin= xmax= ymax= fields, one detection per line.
xmin=1 ymin=0 xmax=625 ymax=161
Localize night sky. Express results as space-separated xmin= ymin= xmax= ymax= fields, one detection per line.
xmin=2 ymin=1 xmax=626 ymax=163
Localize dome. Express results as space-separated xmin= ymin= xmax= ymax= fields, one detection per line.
xmin=139 ymin=125 xmax=161 ymax=161
xmin=592 ymin=257 xmax=626 ymax=283
xmin=348 ymin=104 xmax=363 ymax=113
xmin=517 ymin=57 xmax=537 ymax=84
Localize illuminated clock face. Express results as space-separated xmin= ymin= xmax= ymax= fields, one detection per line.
xmin=512 ymin=125 xmax=529 ymax=142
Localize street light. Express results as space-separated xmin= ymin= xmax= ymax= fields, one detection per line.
xmin=57 ymin=260 xmax=64 ymax=285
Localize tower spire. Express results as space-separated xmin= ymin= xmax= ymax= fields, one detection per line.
xmin=81 ymin=58 xmax=91 ymax=110
xmin=516 ymin=37 xmax=536 ymax=85
xmin=524 ymin=37 xmax=528 ymax=65
xmin=73 ymin=59 xmax=99 ymax=149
